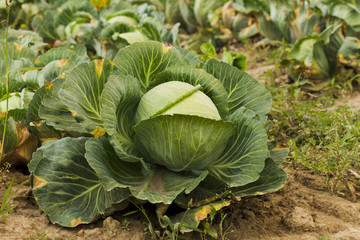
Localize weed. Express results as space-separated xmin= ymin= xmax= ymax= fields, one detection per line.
xmin=122 ymin=219 xmax=130 ymax=231
xmin=269 ymin=79 xmax=360 ymax=196
xmin=103 ymin=220 xmax=119 ymax=238
xmin=0 ymin=177 xmax=17 ymax=223
xmin=1 ymin=176 xmax=29 ymax=223
xmin=200 ymin=210 xmax=232 ymax=240
xmin=219 ymin=213 xmax=232 ymax=240
xmin=25 ymin=231 xmax=47 ymax=240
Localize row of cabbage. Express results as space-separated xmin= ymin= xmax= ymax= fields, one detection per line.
xmin=0 ymin=0 xmax=287 ymax=233
xmin=157 ymin=0 xmax=360 ymax=81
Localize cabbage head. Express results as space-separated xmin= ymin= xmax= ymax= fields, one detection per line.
xmin=28 ymin=41 xmax=287 ymax=229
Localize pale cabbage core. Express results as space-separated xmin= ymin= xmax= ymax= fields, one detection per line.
xmin=135 ymin=81 xmax=221 ymax=123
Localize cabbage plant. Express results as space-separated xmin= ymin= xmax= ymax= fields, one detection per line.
xmin=28 ymin=41 xmax=287 ymax=229
xmin=30 ymin=0 xmax=178 ymax=59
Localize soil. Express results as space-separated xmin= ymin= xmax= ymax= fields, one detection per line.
xmin=334 ymin=91 xmax=360 ymax=110
xmin=1 ymin=163 xmax=360 ymax=240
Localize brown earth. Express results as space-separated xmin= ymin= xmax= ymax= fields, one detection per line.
xmin=1 ymin=163 xmax=360 ymax=240
xmin=334 ymin=91 xmax=360 ymax=110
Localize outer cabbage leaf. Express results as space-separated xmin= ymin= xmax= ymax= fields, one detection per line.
xmin=60 ymin=59 xmax=113 ymax=132
xmin=32 ymin=12 xmax=60 ymax=41
xmin=174 ymin=175 xmax=227 ymax=209
xmin=232 ymin=158 xmax=287 ymax=197
xmin=170 ymin=200 xmax=232 ymax=233
xmin=204 ymin=59 xmax=271 ymax=122
xmin=162 ymin=23 xmax=180 ymax=45
xmin=85 ymin=137 xmax=208 ymax=204
xmin=0 ymin=59 xmax=33 ymax=98
xmin=193 ymin=0 xmax=226 ymax=28
xmin=338 ymin=36 xmax=360 ymax=62
xmin=207 ymin=108 xmax=268 ymax=187
xmin=286 ymin=26 xmax=340 ymax=80
xmin=28 ymin=137 xmax=129 ymax=227
xmin=115 ymin=30 xmax=149 ymax=44
xmin=171 ymin=159 xmax=286 ymax=232
xmin=2 ymin=29 xmax=47 ymax=55
xmin=39 ymin=78 xmax=88 ymax=134
xmin=100 ymin=22 xmax=134 ymax=40
xmin=327 ymin=1 xmax=360 ymax=34
xmin=55 ymin=0 xmax=98 ymax=26
xmin=35 ymin=46 xmax=89 ymax=67
xmin=179 ymin=0 xmax=197 ymax=30
xmin=164 ymin=0 xmax=182 ymax=24
xmin=35 ymin=59 xmax=76 ymax=88
xmin=0 ymin=117 xmax=18 ymax=154
xmin=27 ymin=85 xmax=47 ymax=123
xmin=100 ymin=74 xmax=143 ymax=162
xmin=139 ymin=17 xmax=163 ymax=42
xmin=174 ymin=158 xmax=286 ymax=209
xmin=173 ymin=47 xmax=201 ymax=67
xmin=254 ymin=0 xmax=296 ymax=43
xmin=113 ymin=41 xmax=184 ymax=92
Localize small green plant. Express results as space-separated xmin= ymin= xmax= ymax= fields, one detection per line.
xmin=218 ymin=213 xmax=232 ymax=240
xmin=0 ymin=177 xmax=16 ymax=223
xmin=317 ymin=237 xmax=328 ymax=240
xmin=1 ymin=176 xmax=29 ymax=223
xmin=103 ymin=220 xmax=119 ymax=238
xmin=25 ymin=231 xmax=47 ymax=240
xmin=121 ymin=219 xmax=130 ymax=231
xmin=199 ymin=41 xmax=247 ymax=71
xmin=200 ymin=210 xmax=232 ymax=240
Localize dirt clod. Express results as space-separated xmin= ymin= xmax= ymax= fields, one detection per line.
xmin=103 ymin=216 xmax=121 ymax=230
xmin=284 ymin=207 xmax=315 ymax=230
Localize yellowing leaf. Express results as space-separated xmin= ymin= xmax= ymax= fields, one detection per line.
xmin=45 ymin=82 xmax=53 ymax=90
xmin=89 ymin=0 xmax=111 ymax=11
xmin=57 ymin=59 xmax=68 ymax=67
xmin=33 ymin=175 xmax=47 ymax=189
xmin=94 ymin=59 xmax=105 ymax=78
xmin=91 ymin=126 xmax=106 ymax=138
xmin=14 ymin=42 xmax=23 ymax=51
xmin=71 ymin=218 xmax=85 ymax=227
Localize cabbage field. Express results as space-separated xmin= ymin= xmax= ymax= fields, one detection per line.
xmin=0 ymin=0 xmax=359 ymax=239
